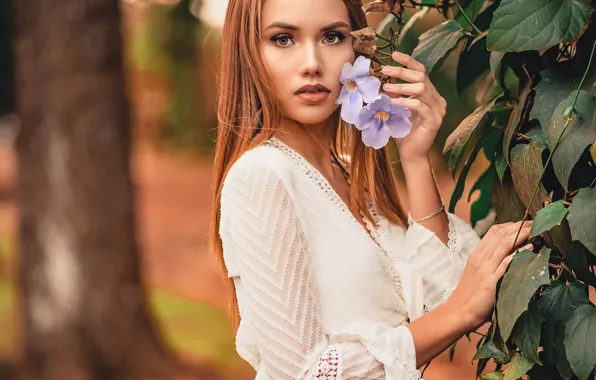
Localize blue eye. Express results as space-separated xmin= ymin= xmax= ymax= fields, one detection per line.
xmin=271 ymin=33 xmax=295 ymax=48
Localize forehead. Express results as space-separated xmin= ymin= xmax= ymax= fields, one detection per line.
xmin=261 ymin=0 xmax=350 ymax=27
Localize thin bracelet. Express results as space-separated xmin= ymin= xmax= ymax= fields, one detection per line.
xmin=408 ymin=202 xmax=446 ymax=225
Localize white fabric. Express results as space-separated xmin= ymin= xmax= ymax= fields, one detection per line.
xmin=218 ymin=137 xmax=480 ymax=379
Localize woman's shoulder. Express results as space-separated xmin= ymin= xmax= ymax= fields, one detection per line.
xmin=222 ymin=142 xmax=294 ymax=194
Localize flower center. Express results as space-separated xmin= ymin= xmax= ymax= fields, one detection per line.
xmin=346 ymin=80 xmax=358 ymax=91
xmin=374 ymin=111 xmax=390 ymax=121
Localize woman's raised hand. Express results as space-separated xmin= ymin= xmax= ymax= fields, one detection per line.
xmin=447 ymin=221 xmax=534 ymax=330
xmin=380 ymin=52 xmax=446 ymax=164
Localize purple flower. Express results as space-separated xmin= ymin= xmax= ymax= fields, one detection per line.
xmin=336 ymin=56 xmax=381 ymax=124
xmin=355 ymin=94 xmax=412 ymax=149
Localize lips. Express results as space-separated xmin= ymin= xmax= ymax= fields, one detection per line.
xmin=295 ymin=84 xmax=331 ymax=94
xmin=295 ymin=84 xmax=332 ymax=104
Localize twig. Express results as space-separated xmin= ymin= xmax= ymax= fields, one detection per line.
xmin=453 ymin=0 xmax=482 ymax=35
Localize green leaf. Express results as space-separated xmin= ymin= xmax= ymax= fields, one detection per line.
xmin=454 ymin=0 xmax=485 ymax=28
xmin=450 ymin=144 xmax=482 ymax=213
xmin=480 ymin=372 xmax=505 ymax=380
xmin=511 ymin=303 xmax=545 ymax=364
xmin=486 ymin=0 xmax=593 ymax=53
xmin=469 ymin=164 xmax=497 ymax=227
xmin=531 ymin=69 xmax=580 ymax=131
xmin=503 ymin=353 xmax=535 ymax=380
xmin=564 ymin=304 xmax=596 ymax=380
xmin=546 ymin=90 xmax=596 ymax=189
xmin=492 ymin=173 xmax=526 ymax=223
xmin=490 ymin=51 xmax=506 ymax=80
xmin=525 ymin=127 xmax=548 ymax=149
xmin=444 ymin=97 xmax=499 ymax=175
xmin=510 ymin=141 xmax=548 ymax=216
xmin=497 ymin=247 xmax=551 ymax=341
xmin=538 ymin=280 xmax=589 ymax=321
xmin=457 ymin=36 xmax=491 ymax=94
xmin=530 ymin=200 xmax=568 ymax=237
xmin=503 ymin=81 xmax=533 ymax=165
xmin=568 ymin=187 xmax=596 ymax=255
xmin=474 ymin=339 xmax=511 ymax=363
xmin=495 ymin=151 xmax=507 ymax=182
xmin=412 ymin=20 xmax=465 ymax=74
xmin=547 ymin=222 xmax=596 ymax=287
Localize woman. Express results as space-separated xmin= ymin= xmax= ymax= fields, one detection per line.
xmin=211 ymin=0 xmax=532 ymax=378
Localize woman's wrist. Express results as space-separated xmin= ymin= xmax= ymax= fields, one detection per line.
xmin=400 ymin=153 xmax=431 ymax=172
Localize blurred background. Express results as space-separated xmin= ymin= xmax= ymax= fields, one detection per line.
xmin=0 ymin=0 xmax=492 ymax=379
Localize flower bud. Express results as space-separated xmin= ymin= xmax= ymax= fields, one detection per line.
xmin=350 ymin=27 xmax=378 ymax=56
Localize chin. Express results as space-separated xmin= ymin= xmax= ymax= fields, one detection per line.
xmin=288 ymin=104 xmax=338 ymax=126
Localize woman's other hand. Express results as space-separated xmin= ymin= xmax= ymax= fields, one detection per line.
xmin=448 ymin=221 xmax=534 ymax=330
xmin=380 ymin=52 xmax=446 ymax=164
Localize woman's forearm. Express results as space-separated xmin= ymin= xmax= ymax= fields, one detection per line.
xmin=406 ymin=299 xmax=471 ymax=368
xmin=402 ymin=156 xmax=449 ymax=245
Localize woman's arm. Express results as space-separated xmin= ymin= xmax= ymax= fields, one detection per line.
xmin=402 ymin=158 xmax=449 ymax=245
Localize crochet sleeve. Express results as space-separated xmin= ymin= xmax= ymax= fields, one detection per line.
xmin=219 ymin=153 xmax=421 ymax=380
xmin=400 ymin=213 xmax=480 ymax=321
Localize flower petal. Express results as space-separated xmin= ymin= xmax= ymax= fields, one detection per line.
xmin=362 ymin=120 xmax=391 ymax=149
xmin=351 ymin=56 xmax=372 ymax=78
xmin=355 ymin=105 xmax=376 ymax=131
xmin=355 ymin=76 xmax=381 ymax=103
xmin=340 ymin=90 xmax=363 ymax=124
xmin=336 ymin=85 xmax=351 ymax=105
xmin=388 ymin=101 xmax=412 ymax=118
xmin=340 ymin=62 xmax=353 ymax=84
xmin=385 ymin=116 xmax=412 ymax=139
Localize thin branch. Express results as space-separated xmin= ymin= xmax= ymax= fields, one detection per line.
xmin=453 ymin=0 xmax=482 ymax=35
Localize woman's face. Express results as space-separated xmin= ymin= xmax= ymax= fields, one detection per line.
xmin=260 ymin=0 xmax=355 ymax=126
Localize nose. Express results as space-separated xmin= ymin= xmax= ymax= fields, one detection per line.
xmin=301 ymin=41 xmax=322 ymax=77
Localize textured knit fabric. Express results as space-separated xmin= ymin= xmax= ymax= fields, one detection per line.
xmin=218 ymin=137 xmax=480 ymax=379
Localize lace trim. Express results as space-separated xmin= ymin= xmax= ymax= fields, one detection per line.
xmin=314 ymin=347 xmax=343 ymax=379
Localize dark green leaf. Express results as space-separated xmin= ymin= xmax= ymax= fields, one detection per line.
xmin=531 ymin=70 xmax=580 ymax=132
xmin=546 ymin=90 xmax=596 ymax=189
xmin=469 ymin=164 xmax=497 ymax=227
xmin=503 ymin=353 xmax=535 ymax=380
xmin=530 ymin=200 xmax=568 ymax=237
xmin=490 ymin=51 xmax=506 ymax=81
xmin=480 ymin=372 xmax=505 ymax=380
xmin=487 ymin=0 xmax=593 ymax=53
xmin=495 ymin=151 xmax=507 ymax=182
xmin=547 ymin=222 xmax=596 ymax=287
xmin=511 ymin=303 xmax=545 ymax=364
xmin=474 ymin=339 xmax=511 ymax=363
xmin=568 ymin=187 xmax=596 ymax=255
xmin=444 ymin=98 xmax=499 ymax=175
xmin=538 ymin=280 xmax=589 ymax=321
xmin=457 ymin=37 xmax=491 ymax=93
xmin=449 ymin=145 xmax=482 ymax=213
xmin=454 ymin=0 xmax=485 ymax=28
xmin=503 ymin=81 xmax=533 ymax=165
xmin=542 ymin=318 xmax=575 ymax=379
xmin=497 ymin=247 xmax=551 ymax=341
xmin=510 ymin=141 xmax=548 ymax=216
xmin=564 ymin=304 xmax=596 ymax=380
xmin=412 ymin=20 xmax=466 ymax=74
xmin=525 ymin=127 xmax=548 ymax=149
xmin=492 ymin=172 xmax=526 ymax=223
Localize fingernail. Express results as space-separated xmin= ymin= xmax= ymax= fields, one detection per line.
xmin=381 ymin=66 xmax=390 ymax=75
xmin=393 ymin=51 xmax=402 ymax=59
xmin=523 ymin=244 xmax=534 ymax=251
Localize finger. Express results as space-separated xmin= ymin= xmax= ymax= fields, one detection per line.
xmin=494 ymin=253 xmax=515 ymax=279
xmin=382 ymin=82 xmax=433 ymax=102
xmin=381 ymin=65 xmax=427 ymax=83
xmin=390 ymin=97 xmax=434 ymax=122
xmin=391 ymin=52 xmax=427 ymax=73
xmin=489 ymin=223 xmax=533 ymax=267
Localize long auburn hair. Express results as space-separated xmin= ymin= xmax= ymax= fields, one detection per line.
xmin=210 ymin=0 xmax=407 ymax=328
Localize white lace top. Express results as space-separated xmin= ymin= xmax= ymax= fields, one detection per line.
xmin=219 ymin=137 xmax=480 ymax=379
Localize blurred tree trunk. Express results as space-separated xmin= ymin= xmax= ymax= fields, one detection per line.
xmin=11 ymin=1 xmax=217 ymax=379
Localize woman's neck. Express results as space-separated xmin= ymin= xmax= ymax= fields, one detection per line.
xmin=273 ymin=116 xmax=341 ymax=181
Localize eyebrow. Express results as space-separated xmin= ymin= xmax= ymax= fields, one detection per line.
xmin=264 ymin=21 xmax=350 ymax=32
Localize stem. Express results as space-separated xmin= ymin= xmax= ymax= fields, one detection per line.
xmin=375 ymin=33 xmax=393 ymax=44
xmin=453 ymin=0 xmax=482 ymax=35
xmin=511 ymin=40 xmax=596 ymax=247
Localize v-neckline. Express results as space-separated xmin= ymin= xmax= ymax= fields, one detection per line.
xmin=264 ymin=136 xmax=379 ymax=244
